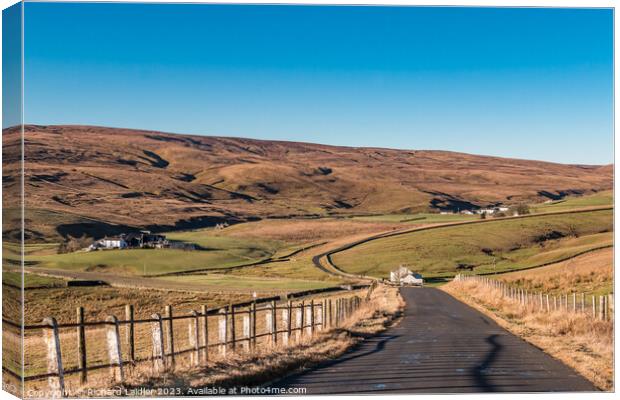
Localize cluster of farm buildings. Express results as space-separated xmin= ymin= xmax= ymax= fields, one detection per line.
xmin=88 ymin=231 xmax=168 ymax=251
xmin=441 ymin=206 xmax=511 ymax=216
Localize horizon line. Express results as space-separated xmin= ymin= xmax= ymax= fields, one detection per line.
xmin=8 ymin=122 xmax=614 ymax=167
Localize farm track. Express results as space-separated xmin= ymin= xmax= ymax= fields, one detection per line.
xmin=276 ymin=287 xmax=596 ymax=393
xmin=311 ymin=206 xmax=613 ymax=280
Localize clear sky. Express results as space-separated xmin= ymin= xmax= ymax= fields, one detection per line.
xmin=17 ymin=4 xmax=614 ymax=164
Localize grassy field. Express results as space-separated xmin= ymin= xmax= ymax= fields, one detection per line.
xmin=227 ymin=258 xmax=342 ymax=282
xmin=20 ymin=218 xmax=400 ymax=282
xmin=221 ymin=218 xmax=402 ymax=242
xmin=155 ymin=274 xmax=335 ymax=291
xmin=331 ymin=209 xmax=613 ymax=279
xmin=344 ymin=212 xmax=477 ymax=224
xmin=3 ymin=272 xmax=67 ymax=288
xmin=23 ymin=286 xmax=254 ymax=324
xmin=24 ymin=233 xmax=292 ymax=276
xmin=530 ymin=190 xmax=612 ymax=213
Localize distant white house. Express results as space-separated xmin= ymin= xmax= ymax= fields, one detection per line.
xmin=461 ymin=210 xmax=474 ymax=215
xmin=89 ymin=237 xmax=128 ymax=250
xmin=390 ymin=265 xmax=424 ymax=286
xmin=476 ymin=206 xmax=510 ymax=215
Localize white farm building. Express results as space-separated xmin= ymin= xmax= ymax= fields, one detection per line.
xmin=390 ymin=265 xmax=424 ymax=286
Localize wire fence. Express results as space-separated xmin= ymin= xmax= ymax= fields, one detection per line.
xmin=454 ymin=274 xmax=614 ymax=320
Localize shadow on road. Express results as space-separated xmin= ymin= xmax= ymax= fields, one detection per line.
xmin=470 ymin=334 xmax=503 ymax=392
xmin=277 ymin=333 xmax=401 ymax=387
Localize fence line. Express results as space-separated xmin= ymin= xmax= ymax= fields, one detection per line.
xmin=11 ymin=287 xmax=369 ymax=396
xmin=454 ymin=274 xmax=614 ymax=321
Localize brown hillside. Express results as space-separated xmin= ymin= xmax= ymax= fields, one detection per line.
xmin=2 ymin=125 xmax=612 ymax=241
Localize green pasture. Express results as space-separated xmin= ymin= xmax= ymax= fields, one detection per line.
xmin=155 ymin=273 xmax=335 ymax=291
xmin=22 ymin=225 xmax=312 ymax=276
xmin=530 ymin=191 xmax=612 ymax=213
xmin=3 ymin=271 xmax=66 ymax=288
xmin=331 ymin=209 xmax=613 ymax=279
xmin=345 ymin=212 xmax=477 ymax=224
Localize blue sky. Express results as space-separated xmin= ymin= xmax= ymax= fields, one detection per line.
xmin=16 ymin=4 xmax=614 ymax=164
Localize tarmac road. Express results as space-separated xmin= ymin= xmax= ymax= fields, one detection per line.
xmin=276 ymin=287 xmax=597 ymax=394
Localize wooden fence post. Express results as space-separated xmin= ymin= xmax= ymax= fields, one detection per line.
xmin=105 ymin=315 xmax=124 ymax=383
xmin=336 ymin=299 xmax=341 ymax=326
xmin=242 ymin=312 xmax=250 ymax=351
xmin=311 ymin=300 xmax=316 ymax=334
xmin=282 ymin=307 xmax=289 ymax=346
xmin=287 ymin=301 xmax=293 ymax=343
xmin=229 ymin=304 xmax=236 ymax=352
xmin=321 ymin=299 xmax=326 ymax=330
xmin=271 ymin=300 xmax=278 ymax=345
xmin=335 ymin=299 xmax=340 ymax=326
xmin=150 ymin=313 xmax=166 ymax=372
xmin=219 ymin=308 xmax=227 ymax=355
xmin=125 ymin=305 xmax=135 ymax=365
xmin=251 ymin=301 xmax=257 ymax=349
xmin=164 ymin=305 xmax=175 ymax=367
xmin=581 ymin=293 xmax=586 ymax=313
xmin=546 ymin=294 xmax=550 ymax=312
xmin=265 ymin=305 xmax=274 ymax=345
xmin=295 ymin=304 xmax=302 ymax=341
xmin=592 ymin=295 xmax=596 ymax=318
xmin=609 ymin=294 xmax=614 ymax=321
xmin=572 ymin=293 xmax=576 ymax=313
xmin=306 ymin=301 xmax=313 ymax=336
xmin=201 ymin=305 xmax=209 ymax=363
xmin=189 ymin=311 xmax=200 ymax=365
xmin=317 ymin=300 xmax=324 ymax=331
xmin=538 ymin=293 xmax=543 ymax=311
xmin=328 ymin=299 xmax=333 ymax=328
xmin=76 ymin=307 xmax=87 ymax=384
xmin=599 ymin=296 xmax=605 ymax=320
xmin=43 ymin=317 xmax=65 ymax=398
xmin=300 ymin=301 xmax=306 ymax=337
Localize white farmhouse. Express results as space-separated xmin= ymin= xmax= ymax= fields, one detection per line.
xmin=390 ymin=265 xmax=424 ymax=286
xmin=91 ymin=237 xmax=128 ymax=250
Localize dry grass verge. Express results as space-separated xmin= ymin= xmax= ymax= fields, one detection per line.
xmin=499 ymin=247 xmax=613 ymax=295
xmin=62 ymin=285 xmax=403 ymax=397
xmin=443 ymin=279 xmax=613 ymax=391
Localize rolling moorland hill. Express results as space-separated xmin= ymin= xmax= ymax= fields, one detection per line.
xmin=2 ymin=125 xmax=613 ymax=242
